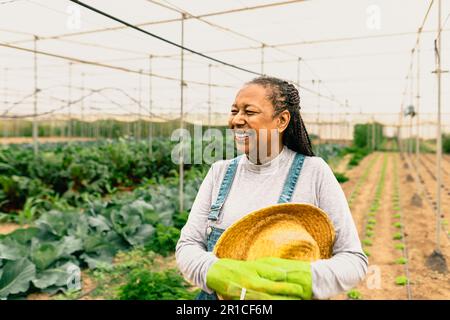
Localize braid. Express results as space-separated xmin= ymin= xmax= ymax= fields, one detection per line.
xmin=246 ymin=76 xmax=315 ymax=156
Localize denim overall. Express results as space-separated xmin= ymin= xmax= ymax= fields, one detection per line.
xmin=196 ymin=152 xmax=306 ymax=300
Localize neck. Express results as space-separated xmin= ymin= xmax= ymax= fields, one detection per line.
xmin=246 ymin=144 xmax=285 ymax=165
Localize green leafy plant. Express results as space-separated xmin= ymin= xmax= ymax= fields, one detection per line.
xmin=146 ymin=224 xmax=181 ymax=257
xmin=393 ymin=233 xmax=403 ymax=240
xmin=362 ymin=239 xmax=373 ymax=246
xmin=395 ymin=276 xmax=408 ymax=286
xmin=347 ymin=289 xmax=362 ymax=300
xmin=118 ymin=268 xmax=198 ymax=300
xmin=395 ymin=257 xmax=407 ymax=265
xmin=393 ymin=222 xmax=402 ymax=229
xmin=394 ymin=243 xmax=405 ymax=251
xmin=333 ymin=172 xmax=349 ymax=184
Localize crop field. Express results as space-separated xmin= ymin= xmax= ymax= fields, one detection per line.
xmin=1 ymin=0 xmax=450 ymax=302
xmin=0 ymin=138 xmax=448 ymax=300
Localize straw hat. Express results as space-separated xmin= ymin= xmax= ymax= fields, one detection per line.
xmin=213 ymin=203 xmax=335 ymax=261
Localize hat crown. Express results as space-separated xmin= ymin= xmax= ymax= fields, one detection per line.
xmin=246 ymin=223 xmax=320 ymax=261
xmin=214 ymin=203 xmax=335 ymax=261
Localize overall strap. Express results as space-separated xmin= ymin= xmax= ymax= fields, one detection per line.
xmin=207 ymin=155 xmax=243 ymax=221
xmin=278 ymin=153 xmax=305 ymax=203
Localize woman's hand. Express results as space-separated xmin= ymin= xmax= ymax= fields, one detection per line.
xmin=206 ymin=257 xmax=312 ymax=300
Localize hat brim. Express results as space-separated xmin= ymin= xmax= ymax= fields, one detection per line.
xmin=213 ymin=203 xmax=335 ymax=260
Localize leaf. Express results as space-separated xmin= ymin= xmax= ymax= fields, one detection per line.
xmin=0 ymin=258 xmax=36 ymax=298
xmin=6 ymin=227 xmax=40 ymax=245
xmin=80 ymin=252 xmax=114 ymax=270
xmin=0 ymin=237 xmax=28 ymax=261
xmin=87 ymin=215 xmax=111 ymax=233
xmin=35 ymin=210 xmax=78 ymax=238
xmin=126 ymin=224 xmax=155 ymax=247
xmin=30 ymin=240 xmax=64 ymax=271
xmin=32 ymin=262 xmax=80 ymax=290
xmin=60 ymin=236 xmax=83 ymax=255
xmin=0 ymin=242 xmax=22 ymax=261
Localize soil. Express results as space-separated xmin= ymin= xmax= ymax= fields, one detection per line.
xmin=0 ymin=137 xmax=95 ymax=145
xmin=334 ymin=151 xmax=450 ymax=300
xmin=0 ymin=223 xmax=22 ymax=235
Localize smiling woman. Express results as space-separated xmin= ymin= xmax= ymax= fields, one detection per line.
xmin=176 ymin=76 xmax=368 ymax=300
xmin=229 ymin=77 xmax=314 ymax=163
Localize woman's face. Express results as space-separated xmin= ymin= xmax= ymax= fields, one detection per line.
xmin=228 ymin=84 xmax=290 ymax=159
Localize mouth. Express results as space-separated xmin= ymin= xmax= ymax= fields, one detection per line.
xmin=234 ymin=130 xmax=253 ymax=143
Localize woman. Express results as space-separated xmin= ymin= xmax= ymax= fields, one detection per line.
xmin=176 ymin=76 xmax=368 ymax=300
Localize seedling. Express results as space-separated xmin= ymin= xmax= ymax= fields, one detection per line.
xmin=362 ymin=238 xmax=372 ymax=246
xmin=367 ymin=218 xmax=376 ymax=225
xmin=394 ymin=243 xmax=405 ymax=250
xmin=395 ymin=257 xmax=407 ymax=265
xmin=393 ymin=222 xmax=402 ymax=229
xmin=395 ymin=276 xmax=408 ymax=286
xmin=393 ymin=232 xmax=403 ymax=240
xmin=393 ymin=214 xmax=401 ymax=219
xmin=366 ymin=230 xmax=374 ymax=238
xmin=347 ymin=289 xmax=362 ymax=300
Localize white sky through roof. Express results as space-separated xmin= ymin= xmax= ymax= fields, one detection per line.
xmin=0 ymin=0 xmax=449 ymax=128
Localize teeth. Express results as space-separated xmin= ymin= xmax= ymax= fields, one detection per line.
xmin=235 ymin=131 xmax=250 ymax=139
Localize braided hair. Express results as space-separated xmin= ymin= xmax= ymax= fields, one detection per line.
xmin=246 ymin=76 xmax=315 ymax=156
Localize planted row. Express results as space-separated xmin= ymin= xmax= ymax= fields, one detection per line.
xmin=347 ymin=153 xmax=380 ymax=209
xmin=392 ymin=156 xmax=411 ymax=291
xmin=347 ymin=154 xmax=387 ymax=300
xmin=0 ymin=139 xmax=181 ymax=214
xmin=0 ymin=167 xmax=206 ymax=299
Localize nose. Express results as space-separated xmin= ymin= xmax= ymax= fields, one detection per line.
xmin=230 ymin=111 xmax=246 ymax=128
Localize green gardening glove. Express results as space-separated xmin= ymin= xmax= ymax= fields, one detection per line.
xmin=206 ymin=257 xmax=312 ymax=300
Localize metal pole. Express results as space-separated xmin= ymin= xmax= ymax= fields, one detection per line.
xmin=3 ymin=67 xmax=8 ymax=138
xmin=409 ymin=68 xmax=414 ymax=155
xmin=179 ymin=13 xmax=185 ymax=213
xmin=435 ymin=0 xmax=442 ymax=252
xmin=345 ymin=100 xmax=350 ymax=142
xmin=68 ymin=62 xmax=73 ymax=139
xmin=409 ymin=116 xmax=413 ymax=155
xmin=261 ymin=44 xmax=265 ymax=75
xmin=208 ymin=64 xmax=212 ymax=129
xmin=416 ymin=43 xmax=420 ymax=165
xmin=148 ymin=55 xmax=153 ymax=157
xmin=372 ymin=115 xmax=375 ymax=151
xmin=32 ymin=35 xmax=39 ymax=154
xmin=297 ymin=57 xmax=301 ymax=89
xmin=81 ymin=72 xmax=85 ymax=138
xmin=138 ymin=69 xmax=143 ymax=140
xmin=316 ymin=80 xmax=321 ymax=154
xmin=398 ymin=106 xmax=403 ymax=154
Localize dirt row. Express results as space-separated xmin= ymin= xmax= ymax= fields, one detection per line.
xmin=398 ymin=153 xmax=450 ymax=299
xmin=335 ymin=151 xmax=450 ymax=299
xmin=413 ymin=153 xmax=450 ymax=235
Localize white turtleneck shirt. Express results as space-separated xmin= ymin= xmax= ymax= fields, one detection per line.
xmin=175 ymin=146 xmax=368 ymax=299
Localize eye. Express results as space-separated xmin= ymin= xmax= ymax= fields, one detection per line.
xmin=230 ymin=109 xmax=238 ymax=115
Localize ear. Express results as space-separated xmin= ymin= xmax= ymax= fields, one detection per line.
xmin=277 ymin=110 xmax=291 ymax=133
